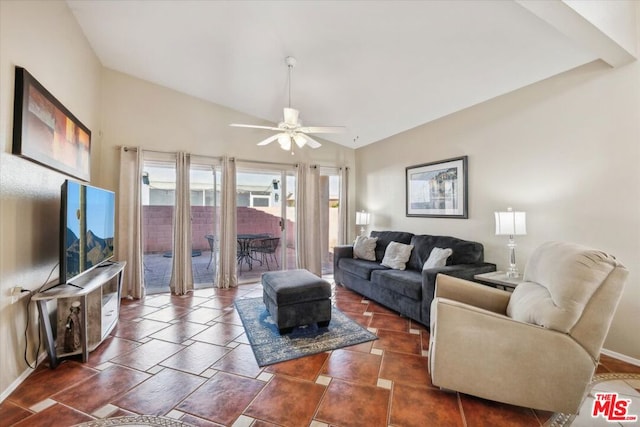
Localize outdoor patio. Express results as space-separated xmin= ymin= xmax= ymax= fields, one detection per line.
xmin=143 ymin=245 xmax=327 ymax=294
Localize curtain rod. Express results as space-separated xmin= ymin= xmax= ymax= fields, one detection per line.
xmin=121 ymin=148 xmax=349 ymax=169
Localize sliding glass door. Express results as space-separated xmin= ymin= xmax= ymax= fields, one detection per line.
xmin=142 ymin=159 xmax=176 ymax=294
xmin=235 ymin=164 xmax=297 ymax=283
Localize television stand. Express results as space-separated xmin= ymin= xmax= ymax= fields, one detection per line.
xmin=32 ymin=261 xmax=126 ymax=368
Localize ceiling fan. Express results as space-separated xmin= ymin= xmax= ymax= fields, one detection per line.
xmin=230 ymin=56 xmax=345 ymax=151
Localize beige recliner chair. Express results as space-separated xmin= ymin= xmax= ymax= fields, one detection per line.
xmin=428 ymin=241 xmax=628 ymax=414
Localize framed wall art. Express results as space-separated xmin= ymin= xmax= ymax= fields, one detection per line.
xmin=12 ymin=66 xmax=91 ymax=181
xmin=406 ymin=156 xmax=468 ymax=218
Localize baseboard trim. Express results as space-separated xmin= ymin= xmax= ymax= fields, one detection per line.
xmin=0 ymin=353 xmax=47 ymax=403
xmin=601 ymin=347 xmax=640 ymax=367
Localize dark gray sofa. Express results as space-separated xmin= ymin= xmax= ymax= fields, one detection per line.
xmin=333 ymin=231 xmax=496 ymax=327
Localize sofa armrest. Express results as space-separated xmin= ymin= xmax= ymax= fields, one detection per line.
xmin=434 ymin=274 xmax=511 ymax=315
xmin=333 ymin=245 xmax=354 ymax=285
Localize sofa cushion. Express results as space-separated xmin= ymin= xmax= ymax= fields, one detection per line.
xmin=423 ymin=247 xmax=453 ymax=269
xmin=407 ymin=235 xmax=484 ymax=271
xmin=381 ymin=241 xmax=414 ymax=270
xmin=371 ymin=269 xmax=422 ymax=301
xmin=506 ymin=241 xmax=618 ymax=332
xmin=370 ymin=231 xmax=414 ymax=262
xmin=338 ymin=258 xmax=389 ymax=281
xmin=353 ymin=235 xmax=378 ymax=261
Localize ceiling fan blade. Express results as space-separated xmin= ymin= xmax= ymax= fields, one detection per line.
xmin=298 ymin=126 xmax=346 ymax=134
xmin=257 ymin=134 xmax=280 ymax=146
xmin=230 ymin=123 xmax=282 ymax=131
xmin=297 ymin=133 xmax=322 ymax=149
xmin=283 ymin=108 xmax=300 ymax=126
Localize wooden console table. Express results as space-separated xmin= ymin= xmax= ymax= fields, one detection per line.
xmin=32 ymin=261 xmax=126 ymax=368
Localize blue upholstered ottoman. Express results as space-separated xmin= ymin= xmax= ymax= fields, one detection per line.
xmin=262 ymin=269 xmax=332 ymax=334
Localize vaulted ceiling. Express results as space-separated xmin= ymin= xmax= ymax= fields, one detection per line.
xmin=66 ymin=0 xmax=635 ymax=148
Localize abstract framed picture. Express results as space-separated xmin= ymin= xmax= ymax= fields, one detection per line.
xmin=406 ymin=156 xmax=468 ymax=218
xmin=12 ymin=67 xmax=91 ymax=181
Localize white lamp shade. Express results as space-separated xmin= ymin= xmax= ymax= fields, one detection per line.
xmin=356 ymin=211 xmax=370 ymax=226
xmin=495 ymin=210 xmax=526 ymax=235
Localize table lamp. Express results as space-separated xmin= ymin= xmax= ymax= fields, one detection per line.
xmin=495 ymin=207 xmax=527 ymax=278
xmin=355 ymin=211 xmax=370 ymax=236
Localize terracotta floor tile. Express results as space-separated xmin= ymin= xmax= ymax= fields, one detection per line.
xmin=179 ymin=413 xmax=225 ymax=427
xmin=367 ymin=301 xmax=399 ymax=316
xmin=391 ymin=383 xmax=463 ymax=427
xmin=86 ymin=336 xmax=140 ymax=367
xmin=335 ymin=299 xmax=369 ymax=314
xmin=114 ymin=368 xmax=205 ymax=416
xmin=7 ymin=361 xmax=98 ymax=407
xmin=177 ymin=372 xmax=265 ymax=425
xmin=143 ymin=305 xmax=192 ymax=322
xmin=244 ymin=375 xmax=326 ymax=426
xmin=373 ymin=329 xmax=422 ymax=355
xmin=12 ymin=403 xmax=92 ymax=427
xmin=183 ymin=307 xmax=224 ymax=324
xmin=380 ymin=350 xmax=431 ymax=386
xmin=160 ymin=341 xmax=230 ymax=375
xmin=217 ymin=308 xmax=243 ymax=325
xmin=113 ymin=318 xmax=170 ymax=341
xmin=321 ymin=349 xmax=382 ymax=385
xmin=265 ymin=351 xmax=330 ymax=381
xmin=118 ymin=303 xmax=161 ymax=320
xmin=149 ymin=321 xmax=209 ymax=343
xmin=316 ymin=379 xmax=390 ymax=427
xmin=369 ymin=312 xmax=411 ymax=332
xmin=197 ymin=296 xmax=235 ymax=310
xmin=343 ymin=339 xmax=375 ymax=354
xmin=53 ymin=365 xmax=150 ymax=413
xmin=459 ymin=393 xmax=541 ymax=427
xmin=211 ymin=343 xmax=263 ymax=378
xmin=0 ymin=401 xmax=32 ymax=425
xmin=191 ymin=322 xmax=245 ymax=346
xmin=111 ymin=339 xmax=184 ymax=371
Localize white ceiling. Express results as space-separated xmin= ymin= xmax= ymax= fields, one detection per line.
xmin=66 ymin=0 xmax=628 ymax=148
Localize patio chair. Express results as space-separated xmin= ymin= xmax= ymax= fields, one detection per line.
xmin=205 ymin=234 xmax=216 ymax=270
xmin=251 ymin=237 xmax=280 ymax=270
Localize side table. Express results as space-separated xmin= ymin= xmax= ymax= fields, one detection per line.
xmin=474 ymin=271 xmax=524 ymax=291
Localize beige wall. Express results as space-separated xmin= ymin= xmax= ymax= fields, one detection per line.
xmin=356 ymin=58 xmax=640 ymax=359
xmin=0 ymin=1 xmax=102 ymax=398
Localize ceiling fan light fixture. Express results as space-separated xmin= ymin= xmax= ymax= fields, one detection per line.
xmin=278 ymin=133 xmax=291 ymax=150
xmin=293 ymin=133 xmax=307 ymax=148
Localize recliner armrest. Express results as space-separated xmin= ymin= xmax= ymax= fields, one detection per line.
xmin=434 ymin=274 xmax=511 ymax=315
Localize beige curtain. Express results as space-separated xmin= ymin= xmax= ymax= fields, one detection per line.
xmin=117 ymin=147 xmax=144 ymax=299
xmin=338 ymin=166 xmax=349 ymax=245
xmin=170 ymin=152 xmax=194 ymax=295
xmin=216 ymin=156 xmax=238 ymax=288
xmin=296 ymin=164 xmax=322 ymax=275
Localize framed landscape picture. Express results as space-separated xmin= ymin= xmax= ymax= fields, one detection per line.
xmin=406 ymin=156 xmax=468 ymax=218
xmin=12 ymin=67 xmax=91 ymax=181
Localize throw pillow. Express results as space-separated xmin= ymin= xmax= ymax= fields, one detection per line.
xmin=353 ymin=235 xmax=378 ymax=261
xmin=422 ymin=247 xmax=453 ymax=270
xmin=381 ymin=241 xmax=414 ymax=270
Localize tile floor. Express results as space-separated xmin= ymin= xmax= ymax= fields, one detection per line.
xmin=2 ymin=281 xmax=639 ymax=427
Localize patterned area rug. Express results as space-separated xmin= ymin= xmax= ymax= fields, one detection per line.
xmin=235 ymin=297 xmax=378 ymax=367
xmin=545 ymin=373 xmax=640 ymax=426
xmin=74 ymin=415 xmax=195 ymax=426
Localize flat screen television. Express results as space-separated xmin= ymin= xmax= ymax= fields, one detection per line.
xmin=60 ymin=180 xmax=115 ymax=286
